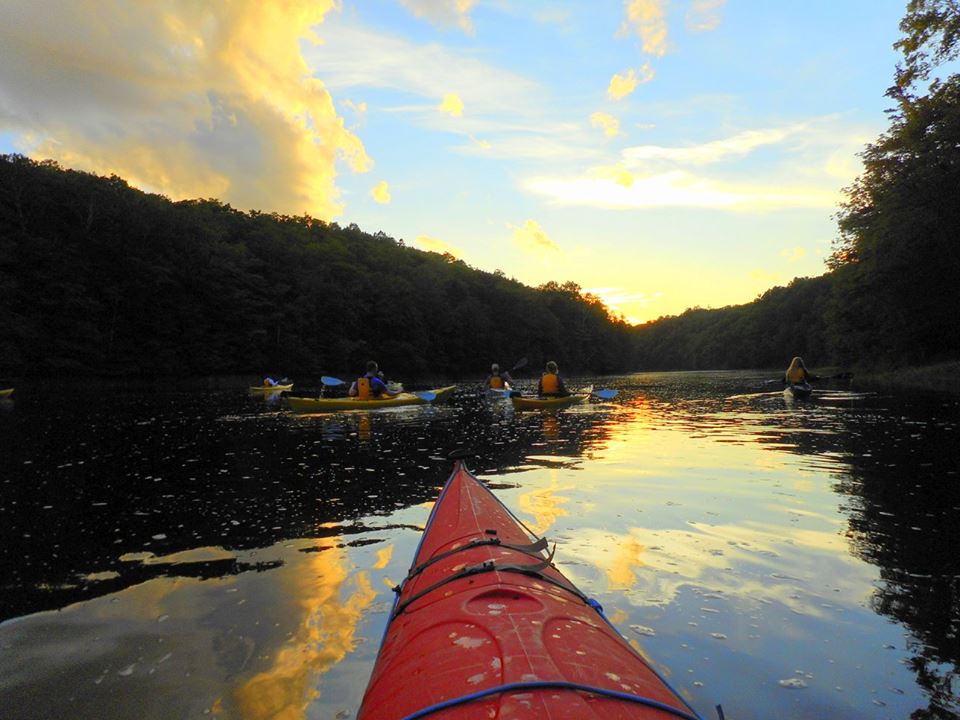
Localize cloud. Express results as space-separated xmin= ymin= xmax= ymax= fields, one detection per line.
xmin=0 ymin=1 xmax=370 ymax=220
xmin=524 ymin=171 xmax=840 ymax=211
xmin=305 ymin=18 xmax=609 ymax=164
xmin=619 ymin=0 xmax=668 ymax=57
xmin=509 ymin=220 xmax=560 ymax=255
xmin=607 ymin=64 xmax=655 ymax=100
xmin=608 ymin=70 xmax=638 ymax=101
xmin=622 ymin=125 xmax=805 ymax=167
xmin=438 ymin=93 xmax=464 ymax=117
xmin=399 ymin=0 xmax=478 ymax=35
xmin=413 ymin=234 xmax=462 ymax=256
xmin=371 ymin=180 xmax=391 ymax=204
xmin=590 ymin=112 xmax=621 ymax=138
xmin=686 ymin=0 xmax=726 ymax=33
xmin=342 ymin=99 xmax=368 ymax=117
xmin=591 ymin=164 xmax=636 ymax=187
xmin=305 ymin=22 xmax=543 ymax=118
xmin=780 ymin=246 xmax=807 ymax=262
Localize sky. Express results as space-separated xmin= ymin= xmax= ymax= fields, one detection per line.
xmin=0 ymin=1 xmax=909 ymax=323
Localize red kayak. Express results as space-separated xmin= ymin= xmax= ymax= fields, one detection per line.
xmin=358 ymin=460 xmax=705 ymax=720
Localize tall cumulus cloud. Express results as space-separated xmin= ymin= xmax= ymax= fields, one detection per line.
xmin=0 ymin=0 xmax=369 ymax=219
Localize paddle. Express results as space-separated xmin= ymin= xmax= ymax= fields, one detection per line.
xmin=510 ymin=357 xmax=528 ymax=372
xmin=320 ymin=375 xmax=435 ymax=401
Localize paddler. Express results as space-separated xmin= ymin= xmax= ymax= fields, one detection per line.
xmin=537 ymin=360 xmax=569 ymax=397
xmin=349 ymin=361 xmax=401 ymax=400
xmin=485 ymin=363 xmax=513 ymax=390
xmin=783 ymin=356 xmax=820 ymax=385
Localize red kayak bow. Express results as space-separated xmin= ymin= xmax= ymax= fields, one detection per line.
xmin=358 ymin=461 xmax=704 ymax=720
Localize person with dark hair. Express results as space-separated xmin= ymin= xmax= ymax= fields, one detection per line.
xmin=485 ymin=363 xmax=513 ymax=390
xmin=537 ymin=360 xmax=569 ymax=397
xmin=349 ymin=361 xmax=400 ymax=399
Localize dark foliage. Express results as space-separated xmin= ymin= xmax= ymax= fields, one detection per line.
xmin=0 ymin=155 xmax=634 ymax=378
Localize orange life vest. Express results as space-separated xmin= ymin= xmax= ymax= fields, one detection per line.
xmin=489 ymin=375 xmax=504 ymax=389
xmin=541 ymin=372 xmax=560 ymax=394
xmin=357 ymin=376 xmax=372 ymax=400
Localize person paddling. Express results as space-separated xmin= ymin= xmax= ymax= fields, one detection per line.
xmin=783 ymin=357 xmax=819 ymax=385
xmin=485 ymin=363 xmax=513 ymax=390
xmin=537 ymin=360 xmax=569 ymax=397
xmin=349 ymin=361 xmax=400 ymax=399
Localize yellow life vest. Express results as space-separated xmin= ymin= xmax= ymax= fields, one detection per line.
xmin=357 ymin=376 xmax=372 ymax=400
xmin=541 ymin=372 xmax=560 ymax=394
xmin=489 ymin=375 xmax=504 ymax=389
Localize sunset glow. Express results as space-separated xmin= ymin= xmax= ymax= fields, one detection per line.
xmin=0 ymin=0 xmax=905 ymax=322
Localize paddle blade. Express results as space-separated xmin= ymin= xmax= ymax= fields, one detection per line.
xmin=511 ymin=357 xmax=529 ymax=372
xmin=321 ymin=376 xmax=346 ymax=386
xmin=593 ymin=389 xmax=619 ymax=400
xmin=414 ymin=391 xmax=437 ymax=401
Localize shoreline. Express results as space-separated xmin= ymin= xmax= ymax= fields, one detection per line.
xmin=854 ymin=360 xmax=960 ymax=393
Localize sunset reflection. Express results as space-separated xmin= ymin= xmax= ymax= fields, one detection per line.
xmin=516 ymin=471 xmax=572 ymax=535
xmin=231 ymin=546 xmax=377 ymax=719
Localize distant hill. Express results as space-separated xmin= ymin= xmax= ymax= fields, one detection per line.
xmin=2 ymin=143 xmax=956 ymax=378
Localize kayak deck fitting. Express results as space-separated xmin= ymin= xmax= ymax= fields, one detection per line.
xmin=358 ymin=460 xmax=705 ymax=720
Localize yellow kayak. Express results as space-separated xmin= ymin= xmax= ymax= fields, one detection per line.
xmin=287 ymin=385 xmax=456 ymax=413
xmin=249 ymin=384 xmax=293 ymax=392
xmin=0 ymin=388 xmax=13 ymax=398
xmin=510 ymin=392 xmax=589 ymax=410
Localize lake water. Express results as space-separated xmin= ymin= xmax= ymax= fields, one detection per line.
xmin=1 ymin=372 xmax=958 ymax=720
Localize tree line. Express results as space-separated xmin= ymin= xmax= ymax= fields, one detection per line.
xmin=1 ymin=2 xmax=957 ymax=379
xmin=0 ymin=155 xmax=632 ymax=378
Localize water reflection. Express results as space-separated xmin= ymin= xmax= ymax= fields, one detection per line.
xmin=0 ymin=375 xmax=958 ymax=719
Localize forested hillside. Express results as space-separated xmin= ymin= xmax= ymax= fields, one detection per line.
xmin=632 ymin=0 xmax=960 ymax=374
xmin=0 ymin=155 xmax=632 ymax=378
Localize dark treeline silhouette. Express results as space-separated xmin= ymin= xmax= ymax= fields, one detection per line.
xmin=2 ymin=4 xmax=957 ymax=379
xmin=0 ymin=154 xmax=632 ymax=378
xmin=633 ymin=0 xmax=960 ymax=373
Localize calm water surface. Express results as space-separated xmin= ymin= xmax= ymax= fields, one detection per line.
xmin=1 ymin=372 xmax=958 ymax=719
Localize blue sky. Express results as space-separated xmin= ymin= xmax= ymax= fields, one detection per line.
xmin=0 ymin=1 xmax=908 ymax=321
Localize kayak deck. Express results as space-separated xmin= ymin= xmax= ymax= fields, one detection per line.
xmin=358 ymin=462 xmax=701 ymax=720
xmin=510 ymin=392 xmax=589 ymax=409
xmin=0 ymin=388 xmax=13 ymax=398
xmin=286 ymin=385 xmax=456 ymax=413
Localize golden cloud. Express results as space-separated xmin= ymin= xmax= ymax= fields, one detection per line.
xmin=590 ymin=112 xmax=621 ymax=138
xmin=608 ymin=70 xmax=638 ymax=101
xmin=619 ymin=0 xmax=668 ymax=57
xmin=0 ymin=1 xmax=370 ymax=220
xmin=438 ymin=93 xmax=465 ymax=117
xmin=607 ymin=63 xmax=655 ymax=100
xmin=371 ymin=180 xmax=392 ymax=204
xmin=510 ymin=219 xmax=560 ymax=255
xmin=414 ymin=234 xmax=463 ymax=257
xmin=525 ymin=171 xmax=840 ymax=211
xmin=400 ymin=0 xmax=478 ymax=34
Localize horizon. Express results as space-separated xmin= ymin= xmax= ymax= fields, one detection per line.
xmin=0 ymin=1 xmax=905 ymax=322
